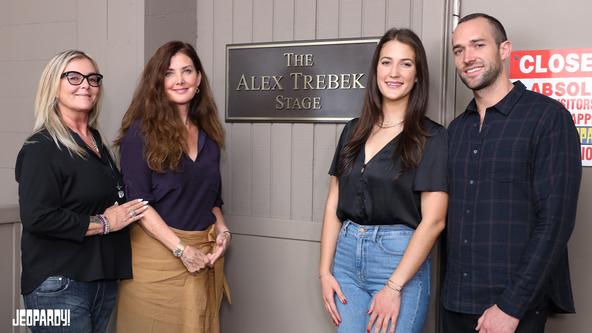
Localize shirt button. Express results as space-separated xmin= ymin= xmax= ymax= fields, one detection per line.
xmin=463 ymin=239 xmax=468 ymax=244
xmin=463 ymin=272 xmax=468 ymax=277
xmin=465 ymin=209 xmax=471 ymax=214
xmin=473 ymin=149 xmax=478 ymax=154
xmin=469 ymin=180 xmax=474 ymax=185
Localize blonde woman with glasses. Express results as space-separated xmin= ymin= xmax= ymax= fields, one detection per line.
xmin=15 ymin=50 xmax=148 ymax=333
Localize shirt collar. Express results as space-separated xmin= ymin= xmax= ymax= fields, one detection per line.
xmin=465 ymin=80 xmax=526 ymax=116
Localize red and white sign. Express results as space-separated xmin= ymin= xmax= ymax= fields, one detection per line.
xmin=510 ymin=48 xmax=592 ymax=166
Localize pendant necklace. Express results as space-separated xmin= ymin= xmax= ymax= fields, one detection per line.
xmin=105 ymin=157 xmax=125 ymax=199
xmin=91 ymin=133 xmax=125 ymax=199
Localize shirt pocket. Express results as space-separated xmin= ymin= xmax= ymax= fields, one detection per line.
xmin=489 ymin=148 xmax=530 ymax=183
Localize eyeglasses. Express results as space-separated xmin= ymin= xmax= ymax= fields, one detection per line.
xmin=60 ymin=71 xmax=104 ymax=87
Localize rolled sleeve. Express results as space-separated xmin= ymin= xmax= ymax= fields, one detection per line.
xmin=119 ymin=123 xmax=156 ymax=203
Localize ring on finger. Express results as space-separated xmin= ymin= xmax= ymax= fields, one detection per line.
xmin=129 ymin=210 xmax=136 ymax=218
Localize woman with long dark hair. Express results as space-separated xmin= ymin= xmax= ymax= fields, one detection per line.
xmin=115 ymin=41 xmax=230 ymax=333
xmin=319 ymin=28 xmax=448 ymax=333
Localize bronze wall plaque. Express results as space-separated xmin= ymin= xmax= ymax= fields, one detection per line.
xmin=226 ymin=38 xmax=379 ymax=123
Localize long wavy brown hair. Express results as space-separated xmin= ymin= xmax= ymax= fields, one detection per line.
xmin=116 ymin=41 xmax=224 ymax=172
xmin=337 ymin=28 xmax=429 ymax=177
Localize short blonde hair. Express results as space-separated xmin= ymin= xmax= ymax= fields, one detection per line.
xmin=32 ymin=50 xmax=103 ymax=158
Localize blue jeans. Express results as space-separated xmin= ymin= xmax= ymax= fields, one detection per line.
xmin=333 ymin=220 xmax=431 ymax=333
xmin=23 ymin=276 xmax=117 ymax=333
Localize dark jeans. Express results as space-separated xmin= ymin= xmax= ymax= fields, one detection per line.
xmin=442 ymin=303 xmax=549 ymax=333
xmin=23 ymin=276 xmax=117 ymax=333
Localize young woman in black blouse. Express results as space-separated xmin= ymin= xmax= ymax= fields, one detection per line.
xmin=15 ymin=50 xmax=148 ymax=333
xmin=319 ymin=29 xmax=448 ymax=333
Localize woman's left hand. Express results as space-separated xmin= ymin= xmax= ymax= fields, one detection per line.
xmin=207 ymin=231 xmax=230 ymax=267
xmin=367 ymin=287 xmax=402 ymax=333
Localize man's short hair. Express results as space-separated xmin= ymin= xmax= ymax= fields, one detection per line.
xmin=458 ymin=13 xmax=508 ymax=46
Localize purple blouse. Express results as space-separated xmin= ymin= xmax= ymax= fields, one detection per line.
xmin=119 ymin=122 xmax=223 ymax=231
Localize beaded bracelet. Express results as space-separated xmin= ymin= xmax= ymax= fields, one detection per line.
xmin=98 ymin=214 xmax=110 ymax=235
xmin=97 ymin=214 xmax=106 ymax=234
xmin=103 ymin=215 xmax=110 ymax=235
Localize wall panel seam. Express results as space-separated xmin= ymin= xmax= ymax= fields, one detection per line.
xmin=337 ymin=0 xmax=341 ymax=37
xmin=290 ymin=124 xmax=294 ymax=218
xmin=268 ymin=124 xmax=272 ymax=217
xmin=250 ymin=124 xmax=254 ymax=216
xmin=271 ymin=0 xmax=275 ymax=41
xmin=410 ymin=0 xmax=414 ymax=31
xmin=106 ymin=0 xmax=109 ymax=39
xmin=75 ymin=0 xmax=79 ymax=48
xmin=314 ymin=0 xmax=319 ymax=40
xmin=384 ymin=0 xmax=388 ymax=31
xmin=229 ymin=233 xmax=320 ymax=243
xmin=0 ymin=20 xmax=77 ymax=28
xmin=251 ymin=0 xmax=255 ymax=42
xmin=292 ymin=0 xmax=296 ymax=40
xmin=360 ymin=0 xmax=365 ymax=36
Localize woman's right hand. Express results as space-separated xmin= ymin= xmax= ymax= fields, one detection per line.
xmin=320 ymin=273 xmax=346 ymax=326
xmin=103 ymin=199 xmax=149 ymax=232
xmin=180 ymin=245 xmax=209 ymax=273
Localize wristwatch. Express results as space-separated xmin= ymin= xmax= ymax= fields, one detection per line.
xmin=173 ymin=242 xmax=185 ymax=257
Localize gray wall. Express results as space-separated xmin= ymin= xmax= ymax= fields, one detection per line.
xmin=145 ymin=0 xmax=197 ymax=62
xmin=0 ymin=0 xmax=144 ymax=332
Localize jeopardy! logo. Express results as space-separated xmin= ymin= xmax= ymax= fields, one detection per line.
xmin=12 ymin=309 xmax=70 ymax=327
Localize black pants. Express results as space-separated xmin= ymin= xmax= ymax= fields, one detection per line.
xmin=441 ymin=304 xmax=548 ymax=333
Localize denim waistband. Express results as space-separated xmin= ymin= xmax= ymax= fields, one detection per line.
xmin=341 ymin=220 xmax=413 ymax=242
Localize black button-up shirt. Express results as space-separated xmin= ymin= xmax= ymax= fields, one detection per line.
xmin=329 ymin=117 xmax=448 ymax=228
xmin=442 ymin=81 xmax=581 ymax=318
xmin=16 ymin=129 xmax=132 ymax=294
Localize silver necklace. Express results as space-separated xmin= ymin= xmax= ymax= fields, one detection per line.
xmin=88 ymin=134 xmax=99 ymax=153
xmin=377 ymin=120 xmax=404 ymax=129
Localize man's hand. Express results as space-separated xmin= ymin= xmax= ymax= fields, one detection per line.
xmin=476 ymin=304 xmax=519 ymax=333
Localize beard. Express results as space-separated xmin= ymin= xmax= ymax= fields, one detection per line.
xmin=459 ymin=58 xmax=503 ymax=91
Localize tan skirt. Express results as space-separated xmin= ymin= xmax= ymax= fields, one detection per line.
xmin=116 ymin=224 xmax=231 ymax=333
